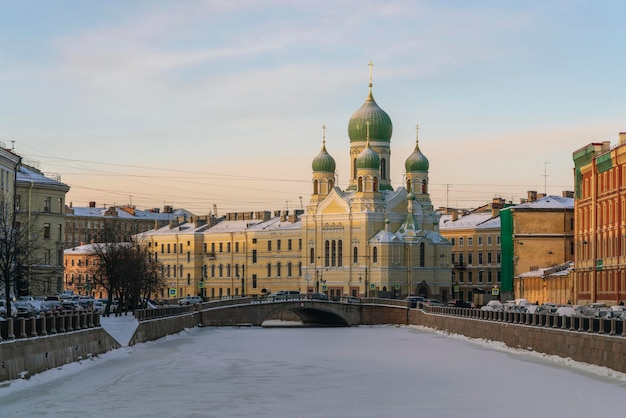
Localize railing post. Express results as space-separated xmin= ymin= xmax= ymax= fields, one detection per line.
xmin=610 ymin=319 xmax=616 ymax=335
xmin=40 ymin=315 xmax=47 ymax=336
xmin=18 ymin=318 xmax=26 ymax=338
xmin=7 ymin=317 xmax=15 ymax=340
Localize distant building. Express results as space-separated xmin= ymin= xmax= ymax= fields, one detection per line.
xmin=439 ymin=198 xmax=508 ymax=304
xmin=515 ymin=261 xmax=574 ymax=305
xmin=16 ymin=163 xmax=70 ymax=296
xmin=0 ymin=143 xmax=21 ymax=298
xmin=573 ymin=135 xmax=626 ymax=305
xmin=64 ymin=202 xmax=195 ymax=248
xmin=500 ymin=191 xmax=574 ymax=301
xmin=64 ymin=243 xmax=101 ymax=298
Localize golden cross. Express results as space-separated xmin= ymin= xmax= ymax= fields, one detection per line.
xmin=368 ymin=61 xmax=374 ymax=86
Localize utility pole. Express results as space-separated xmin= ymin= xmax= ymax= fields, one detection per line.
xmin=543 ymin=162 xmax=550 ymax=195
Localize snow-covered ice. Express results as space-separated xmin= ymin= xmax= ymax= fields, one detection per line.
xmin=1 ymin=324 xmax=625 ymax=417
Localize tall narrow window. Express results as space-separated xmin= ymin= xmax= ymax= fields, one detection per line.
xmin=353 ymin=247 xmax=358 ymax=264
xmin=338 ymin=240 xmax=343 ymax=267
xmin=373 ymin=247 xmax=378 ymax=263
xmin=419 ymin=243 xmax=425 ymax=267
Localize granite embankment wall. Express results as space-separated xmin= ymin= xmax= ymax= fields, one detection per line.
xmin=0 ymin=328 xmax=120 ymax=383
xmin=410 ymin=309 xmax=626 ymax=374
xmin=129 ymin=312 xmax=201 ymax=345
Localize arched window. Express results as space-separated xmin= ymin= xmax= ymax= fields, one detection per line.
xmin=287 ymin=262 xmax=292 ymax=277
xmin=298 ymin=262 xmax=302 ymax=276
xmin=358 ymin=177 xmax=363 ymax=192
xmin=211 ymin=264 xmax=215 ymax=277
xmin=310 ymin=248 xmax=315 ymax=264
xmin=373 ymin=177 xmax=379 ymax=192
xmin=219 ymin=264 xmax=223 ymax=277
xmin=313 ymin=179 xmax=319 ymax=195
xmin=338 ymin=240 xmax=343 ymax=267
xmin=380 ymin=158 xmax=386 ymax=180
xmin=267 ymin=263 xmax=272 ymax=277
xmin=353 ymin=246 xmax=358 ymax=264
xmin=373 ymin=247 xmax=378 ymax=263
xmin=324 ymin=240 xmax=330 ymax=267
xmin=331 ymin=240 xmax=337 ymax=267
xmin=276 ymin=262 xmax=282 ymax=277
xmin=226 ymin=264 xmax=231 ymax=277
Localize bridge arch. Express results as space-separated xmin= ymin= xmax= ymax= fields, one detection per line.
xmin=259 ymin=305 xmax=350 ymax=327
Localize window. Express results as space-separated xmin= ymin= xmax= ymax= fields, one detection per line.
xmin=487 ymin=252 xmax=492 ymax=264
xmin=487 ymin=235 xmax=492 ymax=245
xmin=219 ymin=243 xmax=223 ymax=253
xmin=287 ymin=262 xmax=292 ymax=277
xmin=252 ymin=238 xmax=257 ymax=244
xmin=451 ymin=237 xmax=456 ymax=246
xmin=419 ymin=243 xmax=425 ymax=267
xmin=496 ymin=252 xmax=501 ymax=263
xmin=459 ymin=237 xmax=464 ymax=247
xmin=310 ymin=248 xmax=315 ymax=264
xmin=478 ymin=270 xmax=483 ymax=283
xmin=468 ymin=237 xmax=473 ymax=247
xmin=268 ymin=241 xmax=272 ymax=251
xmin=468 ymin=271 xmax=473 ymax=283
xmin=44 ymin=223 xmax=51 ymax=239
xmin=353 ymin=247 xmax=358 ymax=264
xmin=373 ymin=247 xmax=378 ymax=263
xmin=235 ymin=242 xmax=239 ymax=252
xmin=267 ymin=264 xmax=272 ymax=277
xmin=478 ymin=253 xmax=483 ymax=265
xmin=227 ymin=242 xmax=231 ymax=252
xmin=277 ymin=240 xmax=281 ymax=251
xmin=478 ymin=236 xmax=483 ymax=246
xmin=496 ymin=236 xmax=501 ymax=245
xmin=459 ymin=271 xmax=464 ymax=283
xmin=468 ymin=253 xmax=473 ymax=265
xmin=276 ymin=263 xmax=281 ymax=277
xmin=288 ymin=239 xmax=292 ymax=251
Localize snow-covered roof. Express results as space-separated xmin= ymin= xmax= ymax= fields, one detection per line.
xmin=512 ymin=195 xmax=574 ymax=210
xmin=440 ymin=212 xmax=497 ymax=230
xmin=517 ymin=261 xmax=574 ymax=278
xmin=17 ymin=165 xmax=69 ymax=188
xmin=68 ymin=206 xmax=192 ymax=221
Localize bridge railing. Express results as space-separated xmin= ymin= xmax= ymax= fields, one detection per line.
xmin=420 ymin=305 xmax=626 ymax=337
xmin=0 ymin=311 xmax=101 ymax=342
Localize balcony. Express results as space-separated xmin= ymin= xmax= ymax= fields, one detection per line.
xmin=453 ymin=262 xmax=466 ymax=269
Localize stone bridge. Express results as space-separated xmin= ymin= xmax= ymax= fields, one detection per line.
xmin=191 ymin=297 xmax=410 ymax=327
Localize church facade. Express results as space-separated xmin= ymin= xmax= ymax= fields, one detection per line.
xmin=301 ymin=66 xmax=452 ymax=300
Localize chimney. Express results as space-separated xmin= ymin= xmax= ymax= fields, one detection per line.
xmin=562 ymin=190 xmax=574 ymax=198
xmin=89 ymin=201 xmax=96 ymax=208
xmin=527 ymin=191 xmax=537 ymax=202
xmin=451 ymin=209 xmax=458 ymax=221
xmin=620 ymin=132 xmax=626 ymax=145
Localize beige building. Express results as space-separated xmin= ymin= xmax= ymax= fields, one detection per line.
xmin=515 ymin=262 xmax=573 ymax=305
xmin=64 ymin=243 xmax=102 ymax=298
xmin=16 ymin=163 xmax=70 ymax=296
xmin=439 ymin=199 xmax=506 ymax=303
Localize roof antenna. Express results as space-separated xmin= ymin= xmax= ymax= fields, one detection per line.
xmin=10 ymin=140 xmax=15 ymax=152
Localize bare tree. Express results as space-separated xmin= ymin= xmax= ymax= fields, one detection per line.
xmin=89 ymin=220 xmax=162 ymax=316
xmin=0 ymin=190 xmax=38 ymax=318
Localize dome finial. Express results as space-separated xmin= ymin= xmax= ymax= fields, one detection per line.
xmin=322 ymin=124 xmax=327 ymax=144
xmin=415 ymin=124 xmax=420 ymax=144
xmin=367 ymin=61 xmax=374 ymax=100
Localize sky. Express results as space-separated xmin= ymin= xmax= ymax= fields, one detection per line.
xmin=2 ymin=0 xmax=626 ymax=215
xmin=2 ymin=321 xmax=626 ymax=417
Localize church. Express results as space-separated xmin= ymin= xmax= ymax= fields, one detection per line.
xmin=301 ymin=64 xmax=452 ymax=300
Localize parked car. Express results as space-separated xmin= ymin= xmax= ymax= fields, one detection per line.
xmin=0 ymin=299 xmax=17 ymax=319
xmin=178 ymin=295 xmax=203 ymax=306
xmin=480 ymin=300 xmax=503 ymax=311
xmin=271 ymin=290 xmax=300 ymax=301
xmin=447 ymin=299 xmax=472 ymax=308
xmin=62 ymin=300 xmax=84 ymax=313
xmin=555 ymin=306 xmax=577 ymax=317
xmin=40 ymin=300 xmax=63 ymax=315
xmin=14 ymin=301 xmax=38 ymax=318
xmin=307 ymin=292 xmax=329 ymax=301
xmin=405 ymin=296 xmax=425 ymax=308
xmin=92 ymin=300 xmax=105 ymax=314
xmin=340 ymin=296 xmax=361 ymax=304
xmin=423 ymin=299 xmax=445 ymax=307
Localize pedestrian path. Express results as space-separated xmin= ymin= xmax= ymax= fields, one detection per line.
xmin=100 ymin=315 xmax=139 ymax=347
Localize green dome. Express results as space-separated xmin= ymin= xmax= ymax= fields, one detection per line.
xmin=348 ymin=88 xmax=393 ymax=143
xmin=312 ymin=141 xmax=336 ymax=172
xmin=405 ymin=139 xmax=429 ymax=172
xmin=355 ymin=140 xmax=380 ymax=170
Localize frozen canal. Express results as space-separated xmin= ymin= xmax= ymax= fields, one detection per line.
xmin=2 ymin=324 xmax=626 ymax=417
